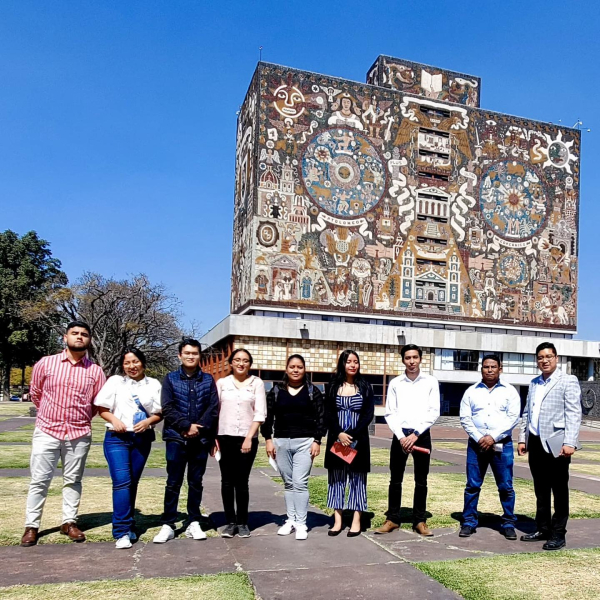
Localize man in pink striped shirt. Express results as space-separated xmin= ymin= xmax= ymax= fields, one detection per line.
xmin=21 ymin=321 xmax=106 ymax=547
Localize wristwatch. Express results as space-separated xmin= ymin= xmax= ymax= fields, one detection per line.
xmin=313 ymin=439 xmax=322 ymax=445
xmin=413 ymin=430 xmax=420 ymax=437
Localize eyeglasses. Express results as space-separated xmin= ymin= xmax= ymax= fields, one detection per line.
xmin=536 ymin=355 xmax=556 ymax=362
xmin=232 ymin=359 xmax=251 ymax=365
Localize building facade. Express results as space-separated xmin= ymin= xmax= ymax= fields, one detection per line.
xmin=203 ymin=55 xmax=598 ymax=417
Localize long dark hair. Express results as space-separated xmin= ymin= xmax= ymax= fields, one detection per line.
xmin=119 ymin=347 xmax=147 ymax=374
xmin=329 ymin=349 xmax=364 ymax=393
xmin=282 ymin=353 xmax=309 ymax=388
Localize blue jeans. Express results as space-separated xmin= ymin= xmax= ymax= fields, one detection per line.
xmin=462 ymin=439 xmax=515 ymax=529
xmin=103 ymin=429 xmax=154 ymax=539
xmin=161 ymin=440 xmax=209 ymax=527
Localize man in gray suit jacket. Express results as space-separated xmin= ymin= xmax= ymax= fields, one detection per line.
xmin=517 ymin=342 xmax=582 ymax=550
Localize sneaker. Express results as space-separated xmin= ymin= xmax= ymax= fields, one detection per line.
xmin=153 ymin=524 xmax=175 ymax=543
xmin=459 ymin=525 xmax=476 ymax=537
xmin=115 ymin=535 xmax=133 ymax=549
xmin=237 ymin=524 xmax=251 ymax=538
xmin=277 ymin=520 xmax=296 ymax=536
xmin=502 ymin=527 xmax=517 ymax=540
xmin=221 ymin=523 xmax=237 ymax=538
xmin=185 ymin=521 xmax=207 ymax=540
xmin=295 ymin=525 xmax=308 ymax=540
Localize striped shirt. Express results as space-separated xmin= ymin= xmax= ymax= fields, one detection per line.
xmin=30 ymin=350 xmax=106 ymax=440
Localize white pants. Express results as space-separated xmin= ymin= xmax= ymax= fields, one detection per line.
xmin=25 ymin=428 xmax=91 ymax=528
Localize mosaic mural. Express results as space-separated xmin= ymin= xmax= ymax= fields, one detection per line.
xmin=367 ymin=56 xmax=481 ymax=108
xmin=231 ymin=57 xmax=580 ymax=330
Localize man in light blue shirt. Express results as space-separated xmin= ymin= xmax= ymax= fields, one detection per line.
xmin=459 ymin=354 xmax=521 ymax=539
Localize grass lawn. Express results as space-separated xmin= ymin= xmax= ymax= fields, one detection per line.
xmin=0 ymin=476 xmax=216 ymax=545
xmin=0 ymin=444 xmax=166 ymax=469
xmin=416 ymin=548 xmax=600 ymax=600
xmin=252 ymin=440 xmax=450 ymax=470
xmin=0 ymin=403 xmax=33 ymax=417
xmin=0 ymin=424 xmax=36 ymax=443
xmin=307 ymin=472 xmax=600 ymax=529
xmin=0 ymin=573 xmax=256 ymax=599
xmin=582 ymin=444 xmax=600 ymax=452
xmin=0 ymin=420 xmax=162 ymax=444
xmin=570 ymin=462 xmax=600 ymax=477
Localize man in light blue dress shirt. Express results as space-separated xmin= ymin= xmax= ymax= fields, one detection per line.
xmin=459 ymin=354 xmax=521 ymax=539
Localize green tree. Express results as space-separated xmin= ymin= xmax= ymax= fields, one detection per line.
xmin=0 ymin=231 xmax=67 ymax=397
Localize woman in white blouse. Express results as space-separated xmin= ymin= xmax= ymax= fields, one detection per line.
xmin=94 ymin=347 xmax=162 ymax=549
xmin=216 ymin=348 xmax=266 ymax=539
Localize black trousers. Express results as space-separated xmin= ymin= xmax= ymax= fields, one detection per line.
xmin=386 ymin=430 xmax=432 ymax=525
xmin=217 ymin=435 xmax=258 ymax=525
xmin=528 ymin=433 xmax=571 ymax=538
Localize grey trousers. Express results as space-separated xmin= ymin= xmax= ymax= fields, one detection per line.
xmin=275 ymin=437 xmax=313 ymax=526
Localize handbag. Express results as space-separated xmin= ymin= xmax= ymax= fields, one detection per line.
xmin=131 ymin=391 xmax=150 ymax=427
xmin=330 ymin=440 xmax=357 ymax=464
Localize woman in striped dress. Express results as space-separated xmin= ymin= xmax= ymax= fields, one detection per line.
xmin=324 ymin=350 xmax=375 ymax=537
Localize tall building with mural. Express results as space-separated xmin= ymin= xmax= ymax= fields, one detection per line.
xmin=202 ymin=55 xmax=598 ymax=416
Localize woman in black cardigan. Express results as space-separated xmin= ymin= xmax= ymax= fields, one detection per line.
xmin=324 ymin=349 xmax=375 ymax=537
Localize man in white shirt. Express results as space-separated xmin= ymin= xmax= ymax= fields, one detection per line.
xmin=375 ymin=344 xmax=440 ymax=536
xmin=459 ymin=354 xmax=521 ymax=540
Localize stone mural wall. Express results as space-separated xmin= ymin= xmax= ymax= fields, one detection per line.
xmin=231 ymin=57 xmax=580 ymax=331
xmin=367 ymin=55 xmax=481 ymax=107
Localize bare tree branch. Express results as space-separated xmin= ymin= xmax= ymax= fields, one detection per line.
xmin=22 ymin=272 xmax=184 ymax=376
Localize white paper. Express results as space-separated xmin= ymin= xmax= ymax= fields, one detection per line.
xmin=269 ymin=456 xmax=279 ymax=472
xmin=214 ymin=450 xmax=222 ymax=462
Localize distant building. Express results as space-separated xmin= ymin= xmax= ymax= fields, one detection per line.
xmin=202 ymin=55 xmax=598 ymax=416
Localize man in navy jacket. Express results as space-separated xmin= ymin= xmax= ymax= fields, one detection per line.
xmin=153 ymin=339 xmax=219 ymax=543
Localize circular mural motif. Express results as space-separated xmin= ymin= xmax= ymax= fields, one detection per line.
xmin=301 ymin=128 xmax=386 ymax=218
xmin=257 ymin=221 xmax=279 ymax=247
xmin=479 ymin=160 xmax=548 ymax=240
xmin=497 ymin=251 xmax=529 ymax=288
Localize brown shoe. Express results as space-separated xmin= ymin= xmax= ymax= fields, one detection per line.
xmin=413 ymin=522 xmax=434 ymax=536
xmin=60 ymin=522 xmax=86 ymax=542
xmin=373 ymin=520 xmax=399 ymax=534
xmin=20 ymin=527 xmax=39 ymax=547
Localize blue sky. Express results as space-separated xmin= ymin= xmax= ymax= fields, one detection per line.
xmin=1 ymin=0 xmax=599 ymax=338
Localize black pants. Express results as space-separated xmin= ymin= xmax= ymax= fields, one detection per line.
xmin=217 ymin=435 xmax=258 ymax=525
xmin=386 ymin=430 xmax=432 ymax=525
xmin=528 ymin=433 xmax=571 ymax=539
xmin=161 ymin=440 xmax=209 ymax=527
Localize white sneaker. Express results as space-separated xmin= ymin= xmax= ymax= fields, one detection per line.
xmin=115 ymin=535 xmax=132 ymax=549
xmin=295 ymin=525 xmax=308 ymax=540
xmin=185 ymin=521 xmax=207 ymax=540
xmin=128 ymin=531 xmax=137 ymax=541
xmin=277 ymin=520 xmax=296 ymax=536
xmin=153 ymin=524 xmax=175 ymax=543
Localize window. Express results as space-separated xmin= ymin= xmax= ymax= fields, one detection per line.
xmin=435 ymin=349 xmax=480 ymax=371
xmin=501 ymin=353 xmax=538 ymax=375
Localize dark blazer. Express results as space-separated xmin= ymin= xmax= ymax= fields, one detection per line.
xmin=324 ymin=379 xmax=375 ymax=473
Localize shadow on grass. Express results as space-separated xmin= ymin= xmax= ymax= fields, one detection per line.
xmin=450 ymin=510 xmax=537 ymax=532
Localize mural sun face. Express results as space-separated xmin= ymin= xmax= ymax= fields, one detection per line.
xmin=273 ymin=84 xmax=305 ymax=119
